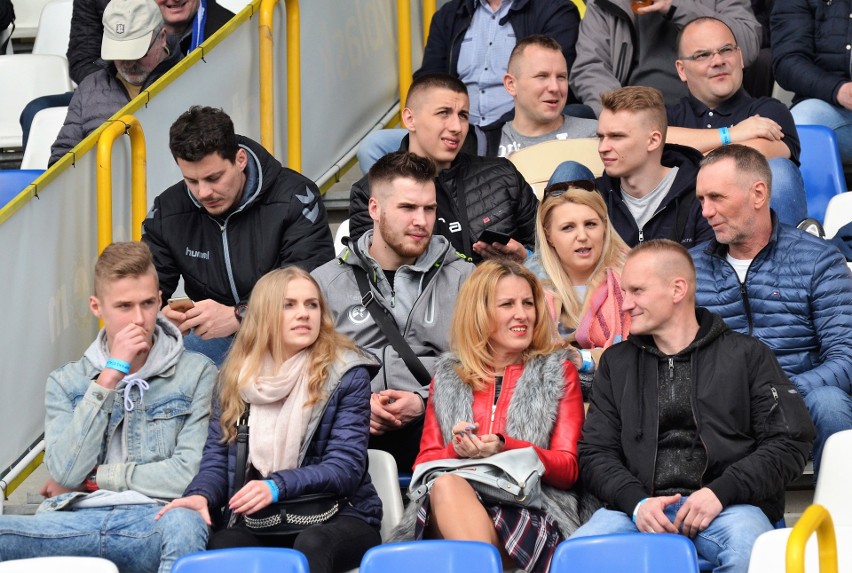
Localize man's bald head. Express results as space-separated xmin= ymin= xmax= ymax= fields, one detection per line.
xmin=627 ymin=239 xmax=697 ymax=302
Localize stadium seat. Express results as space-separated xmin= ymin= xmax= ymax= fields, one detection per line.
xmin=333 ymin=218 xmax=349 ymax=255
xmin=32 ymin=0 xmax=73 ymax=58
xmin=21 ymin=106 xmax=67 ymax=169
xmin=0 ymin=169 xmax=45 ymax=209
xmin=0 ymin=556 xmax=118 ymax=572
xmin=367 ymin=449 xmax=404 ymax=541
xmin=0 ymin=54 xmax=72 ymax=149
xmin=822 ymin=192 xmax=852 ymax=240
xmin=814 ymin=429 xmax=852 ymax=526
xmin=796 ymin=125 xmax=847 ymax=222
xmin=359 ymin=540 xmax=502 ymax=573
xmin=171 ymin=548 xmax=309 ymax=573
xmin=507 ymin=138 xmax=604 ymax=200
xmin=8 ymin=0 xmax=53 ymax=40
xmin=551 ymin=533 xmax=700 ymax=573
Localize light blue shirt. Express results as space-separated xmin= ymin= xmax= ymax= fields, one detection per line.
xmin=456 ymin=0 xmax=516 ymax=126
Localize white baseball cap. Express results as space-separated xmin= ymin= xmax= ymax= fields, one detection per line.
xmin=101 ymin=0 xmax=164 ymax=61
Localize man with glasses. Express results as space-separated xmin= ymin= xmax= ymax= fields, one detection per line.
xmin=666 ymin=17 xmax=807 ymax=226
xmin=49 ymin=0 xmax=180 ymax=166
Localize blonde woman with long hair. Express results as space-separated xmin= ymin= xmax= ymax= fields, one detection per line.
xmin=393 ymin=259 xmax=588 ymax=572
xmin=526 ymin=180 xmax=631 ymax=396
xmin=157 ymin=267 xmax=382 ymax=572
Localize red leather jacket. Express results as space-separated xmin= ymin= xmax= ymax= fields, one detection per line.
xmin=414 ymin=360 xmax=584 ymax=489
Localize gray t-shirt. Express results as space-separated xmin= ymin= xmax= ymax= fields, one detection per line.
xmin=621 ymin=166 xmax=679 ymax=230
xmin=499 ymin=115 xmax=598 ymax=157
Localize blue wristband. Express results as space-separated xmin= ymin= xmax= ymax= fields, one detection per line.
xmin=632 ymin=498 xmax=649 ymax=523
xmin=579 ymin=349 xmax=594 ymax=374
xmin=105 ymin=358 xmax=131 ymax=375
xmin=719 ymin=127 xmax=732 ymax=145
xmin=263 ymin=480 xmax=280 ymax=503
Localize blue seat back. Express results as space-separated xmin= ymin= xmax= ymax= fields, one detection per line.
xmin=0 ymin=169 xmax=44 ymax=209
xmin=359 ymin=540 xmax=502 ymax=573
xmin=797 ymin=124 xmax=847 ymax=221
xmin=171 ymin=548 xmax=309 ymax=573
xmin=551 ymin=534 xmax=699 ymax=573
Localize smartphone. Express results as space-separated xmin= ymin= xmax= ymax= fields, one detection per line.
xmin=477 ymin=229 xmax=511 ymax=245
xmin=167 ymin=296 xmax=194 ymax=312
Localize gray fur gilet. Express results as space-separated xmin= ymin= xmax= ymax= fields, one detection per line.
xmin=389 ymin=351 xmax=600 ymax=541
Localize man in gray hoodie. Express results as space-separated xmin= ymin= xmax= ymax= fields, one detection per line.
xmin=313 ymin=152 xmax=474 ymax=472
xmin=0 ymin=242 xmax=217 ymax=573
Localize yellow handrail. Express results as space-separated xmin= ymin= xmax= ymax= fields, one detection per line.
xmin=787 ymin=504 xmax=839 ymax=573
xmin=397 ymin=0 xmax=412 ymax=108
xmin=423 ymin=0 xmax=436 ymax=46
xmin=259 ymin=0 xmax=301 ymax=171
xmin=96 ymin=115 xmax=147 ymax=254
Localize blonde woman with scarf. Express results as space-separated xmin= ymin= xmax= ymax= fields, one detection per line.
xmin=157 ymin=267 xmax=382 ymax=572
xmin=525 ymin=180 xmax=631 ymax=399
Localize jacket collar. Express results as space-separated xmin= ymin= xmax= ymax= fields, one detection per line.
xmin=457 ymin=0 xmax=528 ymax=18
xmin=684 ymin=87 xmax=752 ymax=121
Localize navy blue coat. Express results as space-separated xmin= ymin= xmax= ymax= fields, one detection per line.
xmin=691 ymin=215 xmax=852 ymax=396
xmin=183 ymin=363 xmax=382 ymax=529
xmin=417 ymin=0 xmax=581 ymax=79
xmin=770 ymin=0 xmax=852 ymax=105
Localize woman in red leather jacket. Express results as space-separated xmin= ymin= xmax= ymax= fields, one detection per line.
xmin=413 ymin=259 xmax=586 ymax=572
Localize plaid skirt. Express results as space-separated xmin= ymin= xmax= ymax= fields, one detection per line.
xmin=414 ymin=492 xmax=563 ymax=572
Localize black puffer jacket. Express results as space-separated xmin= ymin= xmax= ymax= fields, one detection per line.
xmin=348 ymin=139 xmax=538 ymax=260
xmin=417 ymin=0 xmax=580 ymax=79
xmin=595 ymin=143 xmax=713 ymax=248
xmin=770 ymin=0 xmax=852 ymax=106
xmin=580 ymin=308 xmax=815 ymax=523
xmin=142 ymin=136 xmax=334 ymax=305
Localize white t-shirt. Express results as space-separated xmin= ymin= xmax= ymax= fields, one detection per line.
xmin=725 ymin=253 xmax=753 ymax=283
xmin=621 ymin=167 xmax=679 ymax=231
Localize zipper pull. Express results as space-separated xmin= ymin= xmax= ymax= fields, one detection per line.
xmin=390 ymin=290 xmax=395 ymax=308
xmin=771 ymin=386 xmax=779 ymax=402
xmin=668 ymin=358 xmax=674 ymax=381
xmin=639 ymin=229 xmax=645 ymax=243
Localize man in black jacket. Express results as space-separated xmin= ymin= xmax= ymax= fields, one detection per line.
xmin=349 ymin=73 xmax=538 ymax=263
xmin=142 ymin=106 xmax=334 ymax=366
xmin=574 ymin=239 xmax=814 ymax=573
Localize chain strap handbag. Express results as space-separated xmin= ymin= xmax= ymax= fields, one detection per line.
xmin=407 ymin=447 xmax=546 ymax=510
xmin=230 ymin=405 xmax=344 ymax=536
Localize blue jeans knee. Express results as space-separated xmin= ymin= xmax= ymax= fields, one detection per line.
xmin=357 ymin=129 xmax=407 ymax=174
xmin=767 ymin=157 xmax=808 ymax=226
xmin=802 ymin=385 xmax=852 ymax=476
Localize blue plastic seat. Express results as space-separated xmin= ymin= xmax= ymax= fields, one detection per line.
xmin=797 ymin=124 xmax=847 ymax=222
xmin=359 ymin=540 xmax=502 ymax=573
xmin=551 ymin=534 xmax=700 ymax=573
xmin=0 ymin=169 xmax=44 ymax=210
xmin=171 ymin=548 xmax=309 ymax=573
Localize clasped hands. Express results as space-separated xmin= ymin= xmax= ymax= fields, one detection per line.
xmin=634 ymin=489 xmax=723 ymax=538
xmin=451 ymin=421 xmax=504 ymax=459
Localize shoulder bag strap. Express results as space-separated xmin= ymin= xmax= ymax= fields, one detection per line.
xmin=352 ymin=265 xmax=433 ymax=387
xmin=233 ymin=404 xmax=250 ymax=493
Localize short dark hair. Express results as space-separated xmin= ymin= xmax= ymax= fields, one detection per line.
xmin=677 ymin=17 xmax=737 ymax=57
xmin=94 ymin=242 xmax=157 ymax=296
xmin=368 ymin=151 xmax=436 ymax=196
xmin=628 ymin=238 xmax=696 ymax=294
xmin=508 ymin=35 xmax=563 ymax=72
xmin=700 ymin=144 xmax=772 ymax=197
xmin=169 ymin=106 xmax=239 ymax=163
xmin=406 ymin=73 xmax=467 ymax=109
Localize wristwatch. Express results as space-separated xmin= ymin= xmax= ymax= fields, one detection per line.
xmin=234 ymin=304 xmax=248 ymax=322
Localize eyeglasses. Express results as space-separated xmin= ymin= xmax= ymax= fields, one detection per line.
xmin=543 ymin=179 xmax=596 ymax=199
xmin=680 ymin=44 xmax=739 ymax=63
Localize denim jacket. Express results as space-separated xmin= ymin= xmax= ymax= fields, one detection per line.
xmin=43 ymin=319 xmax=218 ymax=503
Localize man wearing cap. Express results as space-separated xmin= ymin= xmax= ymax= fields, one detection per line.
xmin=49 ymin=0 xmax=180 ymax=166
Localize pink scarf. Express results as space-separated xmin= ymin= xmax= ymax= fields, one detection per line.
xmin=574 ymin=269 xmax=631 ymax=349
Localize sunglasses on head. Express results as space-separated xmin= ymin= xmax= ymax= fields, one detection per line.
xmin=542 ymin=179 xmax=596 ymax=199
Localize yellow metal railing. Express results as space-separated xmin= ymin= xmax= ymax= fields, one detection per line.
xmin=96 ymin=115 xmax=147 ymax=254
xmin=398 ymin=0 xmax=413 ymax=108
xmin=259 ymin=0 xmax=301 ymax=172
xmin=787 ymin=504 xmax=839 ymax=573
xmin=423 ymin=0 xmax=436 ymax=45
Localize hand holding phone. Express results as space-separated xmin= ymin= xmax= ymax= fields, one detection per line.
xmin=167 ymin=296 xmax=195 ymax=313
xmin=477 ymin=229 xmax=511 ymax=245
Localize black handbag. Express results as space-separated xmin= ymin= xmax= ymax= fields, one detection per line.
xmin=230 ymin=405 xmax=343 ymax=535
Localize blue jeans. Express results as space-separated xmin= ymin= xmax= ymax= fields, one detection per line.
xmin=548 ymin=160 xmax=596 ymax=187
xmin=571 ymin=500 xmax=773 ymax=573
xmin=791 ymin=99 xmax=852 ymax=166
xmin=357 ymin=129 xmax=407 ymax=174
xmin=183 ymin=332 xmax=234 ymax=367
xmin=802 ymin=385 xmax=852 ymax=477
xmin=0 ymin=504 xmax=208 ymax=573
xmin=768 ymin=157 xmax=808 ymax=226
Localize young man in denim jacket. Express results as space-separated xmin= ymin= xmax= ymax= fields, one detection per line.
xmin=0 ymin=242 xmax=218 ymax=573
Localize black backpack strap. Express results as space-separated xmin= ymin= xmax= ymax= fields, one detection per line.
xmin=352 ymin=265 xmax=433 ymax=387
xmin=233 ymin=405 xmax=250 ymax=492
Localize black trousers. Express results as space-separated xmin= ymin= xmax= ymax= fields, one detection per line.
xmin=208 ymin=515 xmax=381 ymax=573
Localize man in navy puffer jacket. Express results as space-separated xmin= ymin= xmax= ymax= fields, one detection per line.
xmin=691 ymin=145 xmax=852 ymax=477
